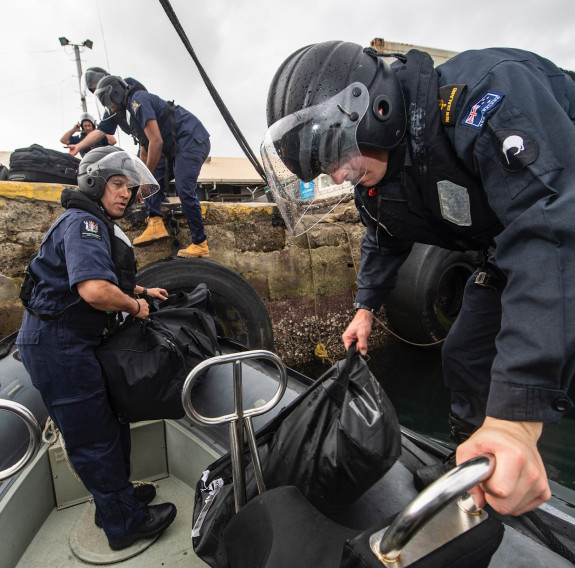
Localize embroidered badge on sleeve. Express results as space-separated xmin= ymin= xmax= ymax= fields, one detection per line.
xmin=492 ymin=129 xmax=538 ymax=172
xmin=439 ymin=84 xmax=466 ymax=125
xmin=461 ymin=92 xmax=505 ymax=129
xmin=80 ymin=219 xmax=103 ymax=241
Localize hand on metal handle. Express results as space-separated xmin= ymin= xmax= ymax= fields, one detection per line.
xmin=377 ymin=454 xmax=495 ymax=561
xmin=0 ymin=400 xmax=42 ymax=481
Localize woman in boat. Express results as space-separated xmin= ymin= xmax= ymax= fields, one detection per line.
xmin=262 ymin=41 xmax=575 ymax=517
xmin=15 ymin=146 xmax=177 ymax=550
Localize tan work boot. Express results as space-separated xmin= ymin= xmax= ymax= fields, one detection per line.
xmin=177 ymin=240 xmax=210 ymax=258
xmin=133 ymin=217 xmax=170 ymax=247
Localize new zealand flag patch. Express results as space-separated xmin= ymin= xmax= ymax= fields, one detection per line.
xmin=462 ymin=92 xmax=505 ymax=129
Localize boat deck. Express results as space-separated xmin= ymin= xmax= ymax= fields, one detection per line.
xmin=16 ymin=475 xmax=207 ymax=568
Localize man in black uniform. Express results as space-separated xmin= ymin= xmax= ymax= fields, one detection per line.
xmin=16 ymin=146 xmax=177 ymax=549
xmin=262 ymin=41 xmax=575 ymax=516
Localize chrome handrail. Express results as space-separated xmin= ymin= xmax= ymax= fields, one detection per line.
xmin=0 ymin=400 xmax=42 ymax=481
xmin=375 ymin=454 xmax=495 ymax=562
xmin=181 ymin=350 xmax=288 ymax=511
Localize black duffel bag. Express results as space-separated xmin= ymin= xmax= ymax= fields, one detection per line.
xmin=8 ymin=144 xmax=80 ymax=184
xmin=96 ymin=283 xmax=220 ymax=424
xmin=191 ymin=346 xmax=402 ymax=567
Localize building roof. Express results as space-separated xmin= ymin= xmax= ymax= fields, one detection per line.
xmin=198 ymin=156 xmax=264 ymax=185
xmin=370 ymin=38 xmax=458 ymax=66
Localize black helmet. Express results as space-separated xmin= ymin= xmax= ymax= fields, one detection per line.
xmin=77 ymin=146 xmax=159 ymax=212
xmin=267 ymin=41 xmax=406 ymax=162
xmin=261 ymin=41 xmax=406 ymax=236
xmin=84 ymin=66 xmax=109 ymax=94
xmin=94 ymin=75 xmax=129 ymax=111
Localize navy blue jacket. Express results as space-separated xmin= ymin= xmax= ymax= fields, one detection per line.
xmin=355 ymin=48 xmax=575 ymax=422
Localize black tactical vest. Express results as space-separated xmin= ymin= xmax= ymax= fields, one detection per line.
xmin=356 ymin=50 xmax=503 ymax=252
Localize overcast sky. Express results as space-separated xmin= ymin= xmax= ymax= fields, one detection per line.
xmin=1 ymin=0 xmax=575 ymax=162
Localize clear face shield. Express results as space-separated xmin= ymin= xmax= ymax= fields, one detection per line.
xmin=86 ymin=151 xmax=160 ymax=200
xmin=261 ymin=82 xmax=369 ymax=236
xmin=94 ymin=83 xmax=117 ymax=113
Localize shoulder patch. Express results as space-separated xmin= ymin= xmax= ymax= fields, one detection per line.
xmin=461 ymin=92 xmax=505 ymax=129
xmin=80 ymin=219 xmax=103 ymax=241
xmin=131 ymin=100 xmax=141 ymax=115
xmin=439 ymin=84 xmax=466 ymax=125
xmin=492 ymin=129 xmax=538 ymax=172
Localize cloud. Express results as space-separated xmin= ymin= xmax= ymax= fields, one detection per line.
xmin=0 ymin=0 xmax=574 ymax=161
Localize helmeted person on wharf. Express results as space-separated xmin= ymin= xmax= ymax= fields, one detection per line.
xmin=16 ymin=146 xmax=178 ymax=550
xmin=79 ymin=66 xmax=149 ymax=148
xmin=59 ymin=112 xmax=117 ymax=157
xmin=262 ymin=41 xmax=575 ymax=517
xmin=67 ymin=71 xmax=211 ymax=259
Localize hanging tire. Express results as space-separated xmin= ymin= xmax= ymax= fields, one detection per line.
xmin=385 ymin=244 xmax=478 ymax=345
xmin=136 ymin=257 xmax=274 ymax=350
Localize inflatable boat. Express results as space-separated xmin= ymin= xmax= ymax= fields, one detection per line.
xmin=1 ymin=260 xmax=574 ymax=568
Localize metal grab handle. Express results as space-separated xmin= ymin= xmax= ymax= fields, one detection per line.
xmin=0 ymin=400 xmax=42 ymax=482
xmin=181 ymin=350 xmax=288 ymax=424
xmin=376 ymin=454 xmax=495 ymax=562
xmin=181 ymin=350 xmax=288 ymax=511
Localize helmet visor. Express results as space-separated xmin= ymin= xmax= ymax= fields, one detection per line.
xmin=261 ymin=82 xmax=369 ymax=236
xmin=94 ymin=83 xmax=115 ymax=112
xmin=86 ymin=152 xmax=159 ymax=200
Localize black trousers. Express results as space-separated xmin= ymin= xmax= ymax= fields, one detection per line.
xmin=442 ymin=267 xmax=504 ymax=429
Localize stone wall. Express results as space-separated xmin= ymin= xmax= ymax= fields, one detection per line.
xmin=0 ymin=181 xmax=392 ymax=368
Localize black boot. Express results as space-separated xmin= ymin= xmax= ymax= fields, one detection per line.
xmin=413 ymin=413 xmax=477 ymax=491
xmin=95 ymin=483 xmax=157 ymax=528
xmin=107 ymin=502 xmax=177 ymax=551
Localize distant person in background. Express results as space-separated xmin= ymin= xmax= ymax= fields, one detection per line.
xmin=60 ymin=113 xmax=116 ymax=157
xmin=67 ymin=74 xmax=211 ymax=258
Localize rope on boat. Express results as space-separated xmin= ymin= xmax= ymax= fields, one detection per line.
xmin=42 ymin=417 xmax=81 ymax=483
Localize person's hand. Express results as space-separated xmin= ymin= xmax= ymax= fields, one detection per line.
xmin=342 ymin=309 xmax=373 ymax=355
xmin=456 ymin=417 xmax=550 ymax=515
xmin=131 ymin=298 xmax=150 ymax=319
xmin=66 ymin=144 xmax=79 ymax=157
xmin=145 ymin=287 xmax=168 ymax=301
xmin=73 ymin=123 xmax=81 ymax=132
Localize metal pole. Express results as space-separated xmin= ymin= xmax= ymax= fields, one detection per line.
xmin=73 ymin=44 xmax=87 ymax=112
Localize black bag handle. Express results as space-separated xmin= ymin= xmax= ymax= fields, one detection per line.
xmin=328 ymin=343 xmax=360 ymax=406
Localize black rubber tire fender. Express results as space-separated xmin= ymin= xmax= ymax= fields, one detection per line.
xmin=385 ymin=244 xmax=478 ymax=345
xmin=136 ymin=257 xmax=274 ymax=350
